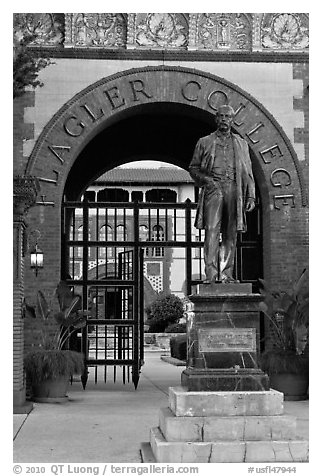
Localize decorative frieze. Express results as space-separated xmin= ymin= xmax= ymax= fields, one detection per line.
xmin=252 ymin=14 xmax=263 ymax=51
xmin=64 ymin=13 xmax=74 ymax=46
xmin=17 ymin=13 xmax=309 ymax=52
xmin=197 ymin=13 xmax=252 ymax=51
xmin=261 ymin=13 xmax=309 ymax=50
xmin=187 ymin=14 xmax=198 ymax=50
xmin=72 ymin=13 xmax=127 ymax=48
xmin=135 ymin=13 xmax=188 ymax=48
xmin=15 ymin=13 xmax=64 ymax=46
xmin=126 ymin=13 xmax=136 ymax=49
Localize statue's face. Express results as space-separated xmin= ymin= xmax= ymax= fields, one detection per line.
xmin=217 ymin=107 xmax=234 ymax=133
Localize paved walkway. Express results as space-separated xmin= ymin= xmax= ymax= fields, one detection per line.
xmin=13 ymin=354 xmax=309 ymax=463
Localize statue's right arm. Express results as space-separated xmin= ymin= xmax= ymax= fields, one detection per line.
xmin=189 ymin=140 xmax=209 ymax=187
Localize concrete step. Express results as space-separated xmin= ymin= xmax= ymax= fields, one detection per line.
xmin=169 ymin=386 xmax=284 ymax=417
xmin=140 ymin=442 xmax=156 ymax=463
xmin=150 ymin=427 xmax=309 ymax=463
xmin=159 ymin=407 xmax=297 ymax=442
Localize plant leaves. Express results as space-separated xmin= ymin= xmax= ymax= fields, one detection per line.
xmin=55 ymin=281 xmax=74 ymax=311
xmin=280 ymin=292 xmax=294 ymax=313
xmin=258 ymin=271 xmax=309 ymax=353
xmin=292 ymin=268 xmax=307 ymax=297
xmin=63 ymin=296 xmax=82 ymax=319
xmin=36 ymin=290 xmax=51 ymax=320
xmin=258 ymin=301 xmax=268 ymax=313
xmin=22 ymin=298 xmax=36 ymax=319
xmin=54 ymin=311 xmax=65 ymax=325
xmin=72 ymin=318 xmax=87 ymax=330
xmin=297 ymin=301 xmax=309 ymax=325
xmin=295 ymin=324 xmax=308 ymax=355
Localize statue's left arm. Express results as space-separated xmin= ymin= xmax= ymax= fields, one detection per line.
xmin=243 ymin=142 xmax=256 ymax=212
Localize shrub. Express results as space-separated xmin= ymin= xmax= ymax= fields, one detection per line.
xmin=13 ymin=14 xmax=52 ymax=98
xmin=170 ymin=335 xmax=187 ymax=361
xmin=146 ymin=293 xmax=184 ymax=333
xmin=165 ymin=322 xmax=186 ymax=333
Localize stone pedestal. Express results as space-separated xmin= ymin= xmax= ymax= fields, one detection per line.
xmin=141 ymin=284 xmax=308 ymax=463
xmin=183 ymin=282 xmax=269 ymax=391
xmin=141 ymin=386 xmax=309 ymax=463
xmin=182 ymin=368 xmax=269 ymax=391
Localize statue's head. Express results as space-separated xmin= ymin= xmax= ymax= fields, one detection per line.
xmin=216 ymin=105 xmax=235 ymax=133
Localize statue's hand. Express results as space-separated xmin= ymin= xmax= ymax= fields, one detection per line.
xmin=245 ymin=197 xmax=255 ymax=212
xmin=204 ymin=177 xmax=214 ymax=187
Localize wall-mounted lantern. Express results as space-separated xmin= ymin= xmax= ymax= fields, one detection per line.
xmin=29 ymin=230 xmax=43 ymax=276
xmin=30 ymin=243 xmax=44 ymax=276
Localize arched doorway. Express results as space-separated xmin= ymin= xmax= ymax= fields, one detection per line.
xmin=61 ymin=104 xmax=263 ymax=290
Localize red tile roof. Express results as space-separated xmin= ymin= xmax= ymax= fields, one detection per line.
xmin=95 ymin=168 xmax=193 ymax=184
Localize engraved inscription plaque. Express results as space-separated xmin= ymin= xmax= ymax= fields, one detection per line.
xmin=198 ymin=328 xmax=256 ymax=353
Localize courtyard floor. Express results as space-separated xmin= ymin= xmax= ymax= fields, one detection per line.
xmin=13 ymin=353 xmax=309 ymax=463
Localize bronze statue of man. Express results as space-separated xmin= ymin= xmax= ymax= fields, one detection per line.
xmin=189 ymin=104 xmax=256 ymax=283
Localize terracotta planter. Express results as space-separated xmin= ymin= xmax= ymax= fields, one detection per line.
xmin=31 ymin=376 xmax=70 ymax=403
xmin=269 ymin=373 xmax=309 ymax=401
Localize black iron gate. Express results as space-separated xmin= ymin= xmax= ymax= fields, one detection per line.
xmin=61 ymin=198 xmax=262 ymax=388
xmin=79 ymin=249 xmax=144 ymax=389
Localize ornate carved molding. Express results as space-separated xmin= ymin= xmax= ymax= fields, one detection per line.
xmin=135 ymin=13 xmax=188 ymax=48
xmin=27 ymin=46 xmax=309 ymax=63
xmin=261 ymin=13 xmax=309 ymax=50
xmin=197 ymin=13 xmax=252 ymax=51
xmin=188 ymin=14 xmax=198 ymax=50
xmin=16 ymin=13 xmax=64 ymax=46
xmin=252 ymin=14 xmax=263 ymax=51
xmin=126 ymin=14 xmax=136 ymax=49
xmin=71 ymin=13 xmax=127 ymax=48
xmin=17 ymin=13 xmax=309 ymax=53
xmin=64 ymin=13 xmax=73 ymax=46
xmin=13 ymin=176 xmax=40 ymax=217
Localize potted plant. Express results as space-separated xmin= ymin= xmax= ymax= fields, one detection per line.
xmin=23 ymin=281 xmax=88 ymax=403
xmin=258 ymin=269 xmax=309 ymax=400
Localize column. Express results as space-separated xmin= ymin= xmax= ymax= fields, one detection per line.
xmin=13 ymin=176 xmax=39 ymax=413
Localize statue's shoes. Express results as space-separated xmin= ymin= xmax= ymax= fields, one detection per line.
xmin=203 ymin=279 xmax=222 ymax=284
xmin=221 ymin=275 xmax=240 ymax=283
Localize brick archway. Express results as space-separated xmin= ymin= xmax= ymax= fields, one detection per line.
xmin=24 ymin=66 xmax=308 ymax=292
xmin=26 ymin=65 xmax=306 ymax=208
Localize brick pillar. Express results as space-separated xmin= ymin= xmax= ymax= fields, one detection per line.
xmin=13 ymin=176 xmax=39 ymax=413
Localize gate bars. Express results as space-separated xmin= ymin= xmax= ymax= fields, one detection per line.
xmin=61 ymin=199 xmax=202 ymax=389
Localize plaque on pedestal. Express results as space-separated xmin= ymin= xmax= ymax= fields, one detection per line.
xmin=182 ymin=283 xmax=269 ymax=391
xmin=198 ymin=328 xmax=257 ymax=353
